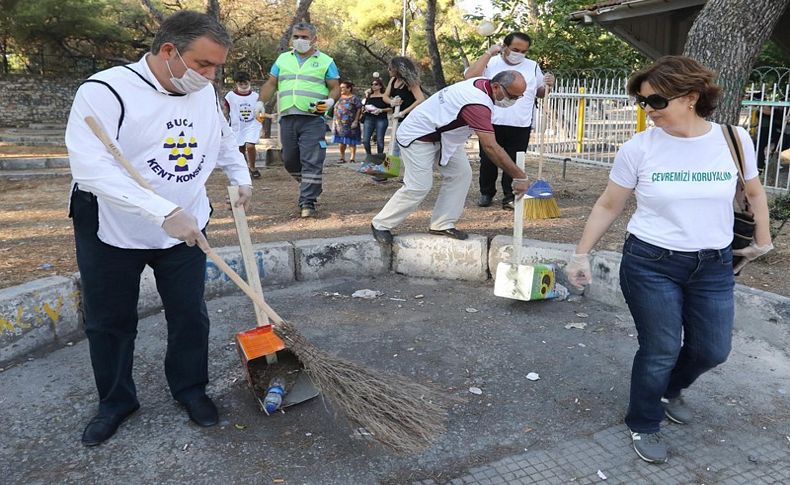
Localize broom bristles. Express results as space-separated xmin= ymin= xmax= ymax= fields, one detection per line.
xmin=274 ymin=320 xmax=450 ymax=454
xmin=524 ymin=197 xmax=561 ymax=219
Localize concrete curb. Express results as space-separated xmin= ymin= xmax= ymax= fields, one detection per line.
xmin=1 ymin=235 xmax=788 ymax=366
xmin=0 ymin=276 xmax=81 ymax=363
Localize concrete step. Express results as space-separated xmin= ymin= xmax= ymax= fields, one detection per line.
xmin=0 ymin=135 xmax=65 ymax=145
xmin=0 ymin=156 xmax=69 ymax=170
xmin=0 ymin=167 xmax=71 ymax=179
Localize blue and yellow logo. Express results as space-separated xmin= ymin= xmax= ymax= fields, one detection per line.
xmin=163 ymin=131 xmax=198 ymax=172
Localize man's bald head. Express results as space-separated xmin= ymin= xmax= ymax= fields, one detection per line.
xmin=492 ymin=70 xmax=526 ymax=96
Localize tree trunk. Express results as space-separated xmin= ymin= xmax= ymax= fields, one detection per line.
xmin=204 ymin=0 xmax=220 ymax=20
xmin=526 ymin=0 xmax=540 ymax=26
xmin=424 ymin=0 xmax=445 ymax=89
xmin=452 ymin=26 xmax=469 ymax=70
xmin=262 ymin=0 xmax=315 ymax=138
xmin=683 ymin=0 xmax=790 ymax=124
xmin=204 ymin=0 xmax=223 ymax=88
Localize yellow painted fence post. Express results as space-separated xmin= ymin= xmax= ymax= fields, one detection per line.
xmin=576 ymin=87 xmax=586 ymax=153
xmin=636 ymin=105 xmax=647 ymax=133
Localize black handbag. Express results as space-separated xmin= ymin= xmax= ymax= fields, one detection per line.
xmin=722 ymin=125 xmax=755 ymax=271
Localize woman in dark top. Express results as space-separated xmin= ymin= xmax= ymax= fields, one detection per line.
xmin=362 ymin=78 xmax=391 ymax=157
xmin=383 ymin=56 xmax=425 ymax=156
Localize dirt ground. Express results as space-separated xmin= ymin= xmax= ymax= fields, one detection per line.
xmin=1 ymin=148 xmax=788 ymax=296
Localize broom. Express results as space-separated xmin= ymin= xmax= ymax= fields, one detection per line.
xmin=524 ymin=85 xmax=561 ymax=219
xmin=84 ymin=116 xmax=449 ymax=454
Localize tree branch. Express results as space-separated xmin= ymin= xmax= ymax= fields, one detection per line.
xmin=139 ymin=0 xmax=164 ymax=24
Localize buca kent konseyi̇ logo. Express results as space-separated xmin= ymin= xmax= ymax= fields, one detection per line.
xmin=165 ymin=131 xmax=197 ymax=172
xmin=145 ymin=119 xmax=206 ymax=183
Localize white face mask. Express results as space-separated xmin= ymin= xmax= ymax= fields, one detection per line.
xmin=292 ymin=38 xmax=312 ymax=54
xmin=506 ymin=51 xmax=526 ymax=64
xmin=494 ymin=86 xmax=518 ymax=108
xmin=166 ymin=49 xmax=211 ymax=94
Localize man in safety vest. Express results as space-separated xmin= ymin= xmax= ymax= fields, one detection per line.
xmin=370 ymin=70 xmax=531 ymax=243
xmin=255 ymin=22 xmax=340 ymax=218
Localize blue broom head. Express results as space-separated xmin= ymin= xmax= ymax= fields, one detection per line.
xmin=526 ymin=179 xmax=554 ymax=199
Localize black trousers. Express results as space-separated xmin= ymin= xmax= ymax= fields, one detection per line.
xmin=71 ymin=187 xmax=210 ymax=415
xmin=478 ymin=124 xmax=532 ymax=200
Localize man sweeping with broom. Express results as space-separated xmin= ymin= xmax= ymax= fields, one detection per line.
xmin=371 ymin=70 xmax=532 ymax=243
xmin=464 ymin=31 xmax=554 ymax=211
xmin=65 ymin=11 xmax=252 ymax=446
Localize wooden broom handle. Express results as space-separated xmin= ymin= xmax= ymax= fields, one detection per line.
xmin=536 ymin=84 xmax=551 ymax=180
xmin=387 ymin=105 xmax=401 ymax=156
xmin=84 ymin=116 xmax=286 ymax=325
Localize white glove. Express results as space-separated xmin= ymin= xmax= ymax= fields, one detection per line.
xmin=733 ymin=242 xmax=774 ymax=273
xmin=390 ymin=96 xmax=402 ymax=107
xmin=511 ymin=178 xmax=530 ymax=197
xmin=565 ymin=253 xmax=592 ymax=290
xmin=486 ymin=44 xmax=503 ymax=57
xmin=162 ymin=208 xmax=209 ymax=251
xmin=543 ymin=73 xmax=556 ymax=88
xmin=253 ymin=101 xmax=265 ymax=120
xmin=225 ymin=185 xmax=253 ymax=212
xmin=310 ymin=98 xmax=335 ymax=114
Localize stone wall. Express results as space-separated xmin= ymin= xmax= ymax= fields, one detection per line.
xmin=0 ymin=76 xmax=83 ymax=127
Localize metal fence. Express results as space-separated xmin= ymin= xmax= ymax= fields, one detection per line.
xmin=529 ymin=68 xmax=790 ymax=193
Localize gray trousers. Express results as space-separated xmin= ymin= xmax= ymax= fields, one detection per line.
xmin=280 ymin=114 xmax=327 ymax=207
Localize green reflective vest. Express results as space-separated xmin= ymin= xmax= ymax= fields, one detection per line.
xmin=274 ymin=51 xmax=332 ymax=113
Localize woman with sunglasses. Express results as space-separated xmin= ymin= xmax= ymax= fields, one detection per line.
xmin=565 ymin=56 xmax=773 ymax=464
xmin=362 ymin=78 xmax=391 ymax=159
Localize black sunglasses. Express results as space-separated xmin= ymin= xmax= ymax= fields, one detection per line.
xmin=634 ymin=93 xmax=686 ymax=110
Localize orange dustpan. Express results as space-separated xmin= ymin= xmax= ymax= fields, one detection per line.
xmin=228 ymin=186 xmax=285 ymax=365
xmin=227 ymin=186 xmax=318 ymax=411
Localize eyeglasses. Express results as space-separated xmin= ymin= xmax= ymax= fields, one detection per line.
xmin=634 ymin=93 xmax=686 ymax=110
xmin=499 ymin=85 xmax=523 ymax=101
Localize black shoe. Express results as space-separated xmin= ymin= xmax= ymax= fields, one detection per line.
xmin=181 ymin=394 xmax=218 ymax=427
xmin=502 ymin=196 xmax=515 ymax=211
xmin=300 ymin=203 xmax=316 ymax=218
xmin=429 ymin=227 xmax=469 ymax=240
xmin=371 ymin=224 xmax=393 ymax=244
xmin=251 ymin=169 xmax=261 ymax=179
xmin=81 ymin=404 xmax=140 ymax=446
xmin=478 ymin=194 xmax=494 ymax=207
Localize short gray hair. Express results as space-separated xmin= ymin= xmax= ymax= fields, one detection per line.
xmin=292 ymin=22 xmax=317 ymax=39
xmin=151 ymin=11 xmax=232 ymax=54
xmin=492 ymin=70 xmax=518 ymax=88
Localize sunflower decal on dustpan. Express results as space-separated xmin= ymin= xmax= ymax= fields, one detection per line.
xmin=164 ymin=131 xmax=198 ymax=172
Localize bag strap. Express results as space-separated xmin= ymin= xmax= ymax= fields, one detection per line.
xmin=721 ymin=124 xmax=750 ymax=212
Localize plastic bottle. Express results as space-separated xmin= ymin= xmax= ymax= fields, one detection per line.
xmin=263 ymin=376 xmax=286 ymax=414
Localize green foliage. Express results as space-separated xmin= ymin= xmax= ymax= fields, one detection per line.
xmin=769 ymin=191 xmax=790 ymax=239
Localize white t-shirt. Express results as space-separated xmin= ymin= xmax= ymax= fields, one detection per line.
xmin=483 ymin=54 xmax=544 ymax=127
xmin=225 ymin=90 xmax=260 ymax=128
xmin=66 ymin=55 xmax=251 ymax=249
xmin=609 ymin=123 xmax=758 ymax=251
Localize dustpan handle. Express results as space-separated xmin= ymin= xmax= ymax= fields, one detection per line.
xmin=228 ymin=186 xmax=271 ymax=327
xmin=84 ymin=115 xmax=286 ymax=326
xmin=513 ymin=152 xmax=525 ymax=265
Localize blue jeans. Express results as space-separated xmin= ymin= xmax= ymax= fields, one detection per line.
xmin=620 ymin=235 xmax=734 ymax=433
xmin=363 ymin=116 xmax=388 ymax=156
